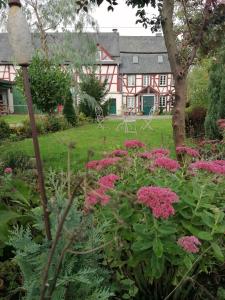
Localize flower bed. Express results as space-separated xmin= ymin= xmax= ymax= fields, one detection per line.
xmin=85 ymin=139 xmax=225 ymax=298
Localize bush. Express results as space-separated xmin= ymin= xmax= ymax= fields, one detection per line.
xmin=85 ymin=141 xmax=225 ymax=299
xmin=79 ymin=74 xmax=108 ymax=119
xmin=0 ymin=150 xmax=32 ymax=173
xmin=43 ymin=115 xmax=71 ymax=133
xmin=0 ymin=119 xmax=11 ymax=141
xmin=185 ymin=106 xmax=207 ymax=138
xmin=63 ymin=91 xmax=77 ymax=126
xmin=16 ymin=117 xmax=46 ymax=138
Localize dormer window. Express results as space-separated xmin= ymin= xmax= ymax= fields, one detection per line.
xmin=158 ymin=55 xmax=163 ymax=63
xmin=97 ymin=50 xmax=102 ymax=60
xmin=133 ymin=55 xmax=139 ymax=64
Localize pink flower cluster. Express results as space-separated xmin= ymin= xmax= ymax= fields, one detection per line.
xmin=85 ymin=188 xmax=110 ymax=207
xmin=189 ymin=160 xmax=225 ymax=175
xmin=177 ymin=236 xmax=201 ymax=253
xmin=4 ymin=167 xmax=12 ymax=174
xmin=86 ymin=157 xmax=121 ymax=171
xmin=98 ymin=173 xmax=120 ymax=189
xmin=154 ymin=157 xmax=180 ymax=172
xmin=137 ymin=186 xmax=179 ymax=219
xmin=217 ymin=119 xmax=225 ymax=130
xmin=110 ymin=149 xmax=128 ymax=157
xmin=176 ymin=146 xmax=200 ymax=157
xmin=124 ymin=140 xmax=145 ymax=149
xmin=85 ymin=173 xmax=119 ymax=208
xmin=138 ymin=152 xmax=153 ymax=159
xmin=150 ymin=148 xmax=170 ymax=157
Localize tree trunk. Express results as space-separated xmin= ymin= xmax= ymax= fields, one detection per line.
xmin=161 ymin=0 xmax=187 ymax=148
xmin=173 ymin=77 xmax=187 ymax=147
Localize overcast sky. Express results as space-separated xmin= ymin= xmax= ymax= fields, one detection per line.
xmin=90 ymin=2 xmax=158 ymax=36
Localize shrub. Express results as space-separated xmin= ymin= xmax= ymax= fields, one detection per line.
xmin=17 ymin=117 xmax=46 ymax=138
xmin=79 ymin=74 xmax=108 ymax=119
xmin=185 ymin=106 xmax=207 ymax=138
xmin=85 ymin=141 xmax=225 ymax=299
xmin=63 ymin=91 xmax=77 ymax=126
xmin=0 ymin=151 xmax=32 ymax=173
xmin=43 ymin=115 xmax=71 ymax=133
xmin=205 ymin=48 xmax=225 ymax=139
xmin=0 ymin=119 xmax=11 ymax=141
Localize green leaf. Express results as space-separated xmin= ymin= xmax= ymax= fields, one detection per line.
xmin=153 ymin=237 xmax=163 ymax=258
xmin=183 ymin=256 xmax=193 ymax=269
xmin=131 ymin=240 xmax=152 ymax=252
xmin=211 ymin=242 xmax=224 ymax=262
xmin=196 ymin=231 xmax=213 ymax=241
xmin=158 ymin=225 xmax=177 ymax=235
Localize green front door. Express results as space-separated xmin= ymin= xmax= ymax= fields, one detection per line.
xmin=143 ymin=95 xmax=154 ymax=115
xmin=108 ymin=98 xmax=116 ymax=115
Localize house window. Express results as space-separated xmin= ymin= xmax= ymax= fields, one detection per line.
xmin=158 ymin=55 xmax=163 ymax=63
xmin=133 ymin=55 xmax=139 ymax=64
xmin=159 ymin=96 xmax=166 ymax=107
xmin=159 ymin=75 xmax=167 ymax=86
xmin=143 ymin=75 xmax=150 ymax=87
xmin=127 ymin=75 xmax=135 ymax=86
xmin=96 ymin=50 xmax=101 ymax=60
xmin=127 ymin=96 xmax=135 ymax=108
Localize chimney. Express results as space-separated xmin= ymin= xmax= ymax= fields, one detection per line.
xmin=112 ymin=29 xmax=118 ymax=33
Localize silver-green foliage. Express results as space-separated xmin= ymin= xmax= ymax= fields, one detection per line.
xmin=8 ymin=171 xmax=113 ymax=300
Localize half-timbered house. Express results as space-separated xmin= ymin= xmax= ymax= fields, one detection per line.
xmin=0 ymin=31 xmax=174 ymax=115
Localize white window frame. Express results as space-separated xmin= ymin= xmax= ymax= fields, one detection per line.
xmin=127 ymin=75 xmax=135 ymax=86
xmin=133 ymin=55 xmax=139 ymax=64
xmin=159 ymin=75 xmax=167 ymax=86
xmin=127 ymin=96 xmax=135 ymax=109
xmin=143 ymin=75 xmax=150 ymax=87
xmin=158 ymin=55 xmax=163 ymax=63
xmin=159 ymin=95 xmax=166 ymax=107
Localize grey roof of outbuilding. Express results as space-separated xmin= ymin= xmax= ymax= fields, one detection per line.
xmin=120 ymin=53 xmax=171 ymax=74
xmin=119 ymin=36 xmax=167 ymax=53
xmin=0 ymin=32 xmax=120 ymax=63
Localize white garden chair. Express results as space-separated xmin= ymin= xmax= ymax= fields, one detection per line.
xmin=95 ymin=106 xmax=104 ymax=129
xmin=116 ymin=108 xmax=137 ymax=134
xmin=141 ymin=106 xmax=155 ymax=130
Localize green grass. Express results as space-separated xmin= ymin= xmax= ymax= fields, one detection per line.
xmin=1 ymin=114 xmax=28 ymax=124
xmin=0 ymin=119 xmax=173 ymax=171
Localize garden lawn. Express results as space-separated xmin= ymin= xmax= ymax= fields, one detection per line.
xmin=0 ymin=119 xmax=173 ymax=171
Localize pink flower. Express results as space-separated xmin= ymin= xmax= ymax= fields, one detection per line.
xmin=150 ymin=148 xmax=170 ymax=157
xmin=154 ymin=157 xmax=180 ymax=172
xmin=86 ymin=157 xmax=121 ymax=171
xmin=86 ymin=160 xmax=99 ymax=170
xmin=217 ymin=119 xmax=225 ymax=129
xmin=177 ymin=236 xmax=201 ymax=253
xmin=189 ymin=161 xmax=225 ymax=175
xmin=98 ymin=174 xmax=120 ymax=189
xmin=4 ymin=167 xmax=12 ymax=174
xmin=137 ymin=186 xmax=179 ymax=219
xmin=176 ymin=146 xmax=200 ymax=157
xmin=110 ymin=149 xmax=128 ymax=157
xmin=124 ymin=140 xmax=145 ymax=149
xmin=138 ymin=152 xmax=153 ymax=159
xmin=85 ymin=187 xmax=110 ymax=207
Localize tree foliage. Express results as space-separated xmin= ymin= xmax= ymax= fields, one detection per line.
xmin=187 ymin=59 xmax=211 ymax=109
xmin=79 ymin=74 xmax=108 ymax=118
xmin=16 ymin=55 xmax=71 ymax=114
xmin=205 ymin=47 xmax=225 ymax=139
